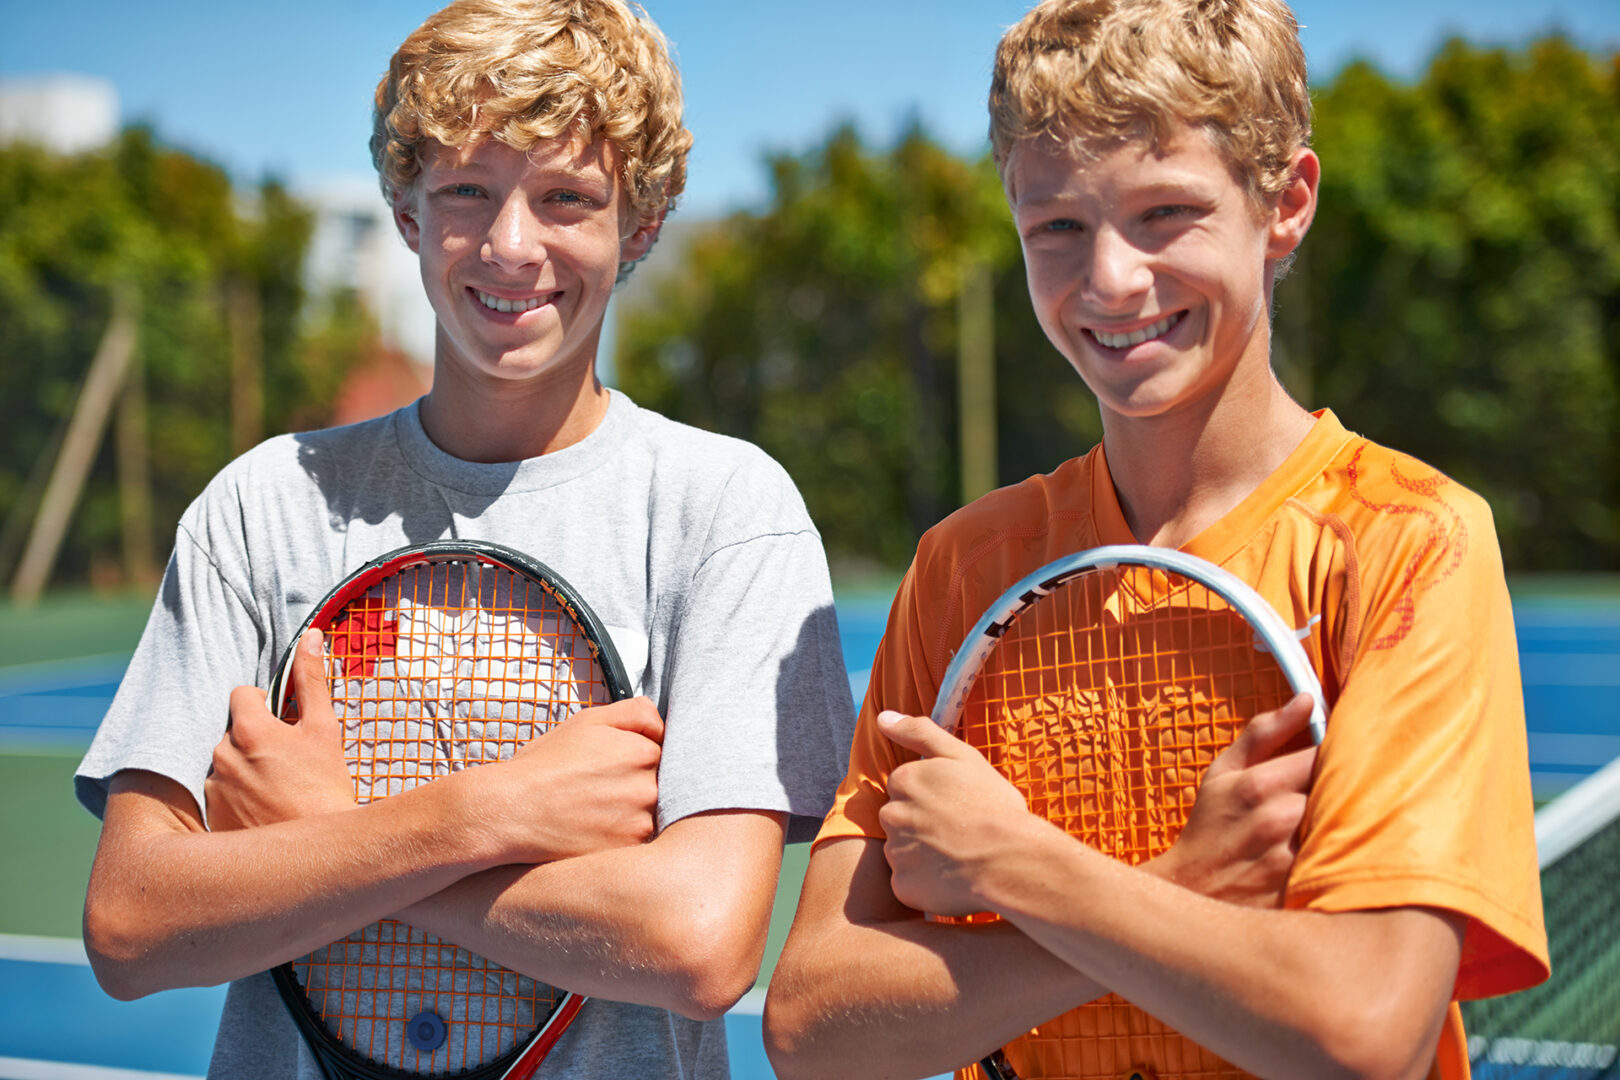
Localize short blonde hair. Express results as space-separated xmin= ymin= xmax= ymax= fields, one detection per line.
xmin=372 ymin=0 xmax=691 ymax=264
xmin=990 ymin=0 xmax=1310 ymax=203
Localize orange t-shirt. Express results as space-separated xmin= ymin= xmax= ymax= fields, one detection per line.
xmin=816 ymin=411 xmax=1549 ymax=1078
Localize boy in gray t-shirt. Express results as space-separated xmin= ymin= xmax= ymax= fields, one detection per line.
xmin=75 ymin=3 xmax=854 ymax=1078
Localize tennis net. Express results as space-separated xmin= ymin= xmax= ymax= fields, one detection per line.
xmin=1462 ymin=755 xmax=1620 ymax=1078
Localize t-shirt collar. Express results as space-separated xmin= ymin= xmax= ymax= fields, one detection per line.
xmin=1092 ymin=409 xmax=1355 ymax=560
xmin=394 ymin=388 xmax=636 ymax=495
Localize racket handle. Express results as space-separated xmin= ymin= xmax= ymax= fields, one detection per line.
xmin=981 ymin=1050 xmax=1019 ymax=1080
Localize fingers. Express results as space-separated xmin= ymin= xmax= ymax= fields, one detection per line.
xmin=286 ymin=629 xmax=338 ymax=727
xmin=575 ymin=696 xmax=665 ymax=743
xmin=225 ymin=683 xmax=276 ymax=744
xmin=877 ymin=710 xmax=972 ymax=760
xmin=221 ymin=631 xmax=335 ymax=757
xmin=1208 ymin=693 xmax=1316 ymax=779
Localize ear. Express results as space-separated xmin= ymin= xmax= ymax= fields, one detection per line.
xmin=392 ymin=189 xmax=423 ymax=254
xmin=620 ymin=208 xmax=668 ymax=266
xmin=1266 ymin=147 xmax=1319 ymax=261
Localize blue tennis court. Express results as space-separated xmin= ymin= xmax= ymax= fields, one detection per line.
xmin=0 ymin=590 xmax=1616 ymax=1079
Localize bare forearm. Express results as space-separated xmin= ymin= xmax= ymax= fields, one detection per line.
xmin=399 ymin=811 xmax=786 ymax=1021
xmin=983 ymin=819 xmax=1462 ymax=1080
xmin=764 ymin=837 xmax=1109 ymax=1080
xmin=767 ymin=911 xmax=1106 ymax=1080
xmin=85 ymin=773 xmax=500 ymax=998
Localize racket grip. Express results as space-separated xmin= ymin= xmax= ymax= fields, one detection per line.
xmin=981 ymin=1050 xmax=1019 ymax=1080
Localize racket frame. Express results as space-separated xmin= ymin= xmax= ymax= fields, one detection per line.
xmin=932 ymin=544 xmax=1327 ymax=742
xmin=931 ymin=544 xmax=1330 ymax=1080
xmin=270 ymin=538 xmax=633 ymax=713
xmin=265 ymin=539 xmax=632 ymax=1080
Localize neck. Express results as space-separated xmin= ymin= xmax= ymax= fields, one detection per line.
xmin=1103 ymin=368 xmax=1314 ymax=549
xmin=419 ymin=348 xmax=610 ymax=464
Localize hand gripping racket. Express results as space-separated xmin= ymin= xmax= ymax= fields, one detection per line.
xmin=931 ymin=545 xmax=1328 ymax=1080
xmin=266 ymin=540 xmax=632 ymax=1080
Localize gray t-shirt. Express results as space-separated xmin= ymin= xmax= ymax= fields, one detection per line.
xmin=77 ymin=391 xmax=855 ymax=1079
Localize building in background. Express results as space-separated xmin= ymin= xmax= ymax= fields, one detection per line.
xmin=0 ymin=73 xmax=118 ymax=155
xmin=297 ymin=175 xmax=437 ymax=372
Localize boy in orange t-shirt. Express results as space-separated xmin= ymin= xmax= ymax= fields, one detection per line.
xmin=762 ymin=1 xmax=1548 ymax=1078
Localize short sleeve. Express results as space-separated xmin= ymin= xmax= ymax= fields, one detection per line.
xmin=75 ymin=514 xmax=264 ymax=822
xmin=815 ymin=560 xmax=939 ymax=845
xmin=1287 ymin=497 xmax=1549 ymax=1000
xmin=653 ymin=456 xmax=855 ymax=843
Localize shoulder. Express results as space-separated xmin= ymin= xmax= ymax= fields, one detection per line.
xmin=913 ymin=452 xmax=1097 ymax=585
xmin=626 ymin=402 xmax=787 ymax=481
xmin=1284 ymin=427 xmax=1509 ymax=669
xmin=199 ymin=411 xmax=403 ymax=509
xmin=903 ymin=452 xmax=1098 ymax=676
xmin=622 ymin=401 xmax=816 ymax=543
xmin=177 ymin=410 xmax=408 ymax=569
xmin=1308 ymin=431 xmax=1499 ymax=583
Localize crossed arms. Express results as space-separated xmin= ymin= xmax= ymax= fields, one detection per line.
xmin=763 ymin=698 xmax=1465 ymax=1080
xmin=83 ymin=628 xmax=786 ymax=1020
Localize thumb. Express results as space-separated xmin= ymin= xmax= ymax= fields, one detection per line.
xmin=877 ymin=709 xmax=970 ymax=760
xmin=288 ymin=629 xmax=338 ymax=729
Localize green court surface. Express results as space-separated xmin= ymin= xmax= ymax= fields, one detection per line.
xmin=0 ymin=590 xmax=153 ymax=940
xmin=0 ymin=750 xmax=100 ymax=939
xmin=0 ymin=589 xmax=154 ymax=668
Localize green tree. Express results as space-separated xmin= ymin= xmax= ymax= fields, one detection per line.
xmin=0 ymin=128 xmax=371 ymax=589
xmin=617 ymin=124 xmax=1100 ymax=570
xmin=1289 ymin=38 xmax=1620 ymax=570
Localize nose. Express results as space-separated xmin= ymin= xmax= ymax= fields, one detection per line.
xmin=1085 ymin=225 xmax=1152 ymax=308
xmin=482 ymin=191 xmax=545 ymax=274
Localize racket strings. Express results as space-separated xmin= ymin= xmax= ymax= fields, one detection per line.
xmin=292 ymin=919 xmax=564 ymax=1073
xmin=972 ymin=571 xmax=1286 ymax=865
xmin=320 ymin=561 xmax=611 ymax=805
xmin=960 ymin=567 xmax=1291 ymax=1080
xmin=285 ymin=554 xmax=602 ymax=1075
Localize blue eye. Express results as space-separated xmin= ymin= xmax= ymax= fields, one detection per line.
xmin=448 ymin=184 xmax=481 ymax=197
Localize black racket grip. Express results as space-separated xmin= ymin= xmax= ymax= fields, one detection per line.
xmin=981 ymin=1049 xmax=1018 ymax=1079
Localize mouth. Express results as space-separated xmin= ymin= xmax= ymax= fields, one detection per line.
xmin=1086 ymin=311 xmax=1185 ymax=350
xmin=471 ymin=288 xmax=558 ymax=314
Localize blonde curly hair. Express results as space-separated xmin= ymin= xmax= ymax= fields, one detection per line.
xmin=372 ymin=0 xmax=692 ymax=276
xmin=990 ymin=0 xmax=1311 ymax=205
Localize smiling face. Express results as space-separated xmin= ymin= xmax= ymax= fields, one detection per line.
xmin=394 ymin=136 xmax=657 ymax=394
xmin=1007 ymin=124 xmax=1314 ymax=427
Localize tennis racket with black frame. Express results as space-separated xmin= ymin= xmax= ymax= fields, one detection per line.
xmin=930 ymin=544 xmax=1329 ymax=1080
xmin=265 ymin=540 xmax=633 ymax=1080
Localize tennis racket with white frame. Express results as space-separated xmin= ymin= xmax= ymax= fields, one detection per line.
xmin=931 ymin=545 xmax=1328 ymax=1080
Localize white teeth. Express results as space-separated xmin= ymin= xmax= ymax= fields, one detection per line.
xmin=475 ymin=290 xmax=547 ymax=313
xmin=1092 ymin=312 xmax=1182 ymax=349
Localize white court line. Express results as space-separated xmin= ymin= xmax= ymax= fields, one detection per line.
xmin=0 ymin=931 xmax=782 ymax=1017
xmin=0 ymin=934 xmax=87 ymax=966
xmin=0 ymin=1057 xmax=199 ymax=1080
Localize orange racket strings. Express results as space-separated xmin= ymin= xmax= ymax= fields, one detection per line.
xmin=961 ymin=566 xmax=1295 ymax=1080
xmin=286 ymin=555 xmax=607 ymax=1075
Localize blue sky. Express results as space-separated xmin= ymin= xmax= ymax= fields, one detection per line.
xmin=3 ymin=0 xmax=1618 ymax=216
